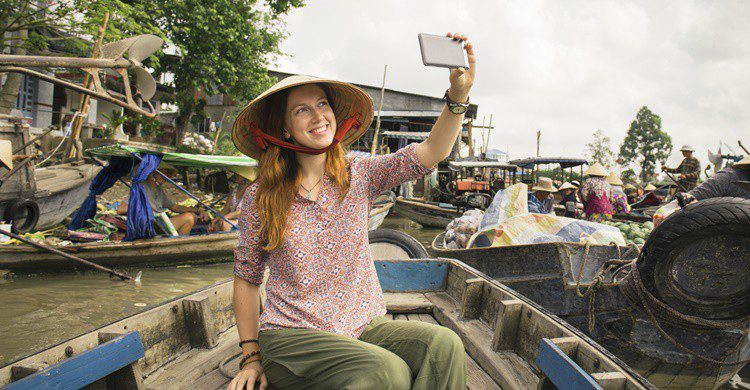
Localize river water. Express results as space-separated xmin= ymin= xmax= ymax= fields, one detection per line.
xmin=0 ymin=215 xmax=442 ymax=367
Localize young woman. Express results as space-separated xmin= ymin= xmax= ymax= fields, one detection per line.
xmin=228 ymin=33 xmax=476 ymax=390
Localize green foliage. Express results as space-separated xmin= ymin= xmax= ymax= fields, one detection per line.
xmin=103 ymin=109 xmax=127 ymax=136
xmin=621 ymin=168 xmax=637 ymax=184
xmin=619 ymin=106 xmax=673 ymax=181
xmin=585 ymin=129 xmax=615 ymax=168
xmin=128 ymin=114 xmax=162 ymax=140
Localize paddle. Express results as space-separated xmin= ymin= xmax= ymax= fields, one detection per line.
xmin=0 ymin=228 xmax=142 ymax=284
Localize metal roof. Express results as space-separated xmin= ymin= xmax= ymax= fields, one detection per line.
xmin=448 ymin=161 xmax=518 ymax=170
xmin=382 ymin=130 xmax=469 ymax=140
xmin=509 ymin=157 xmax=588 ymax=169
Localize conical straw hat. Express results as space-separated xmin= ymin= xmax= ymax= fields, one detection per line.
xmin=606 ymin=172 xmax=623 ymax=186
xmin=734 ymin=155 xmax=750 ymax=168
xmin=644 ymin=183 xmax=657 ymax=191
xmin=229 ymin=165 xmax=257 ymax=181
xmin=584 ymin=162 xmax=609 ymax=177
xmin=532 ymin=177 xmax=557 ymax=193
xmin=558 ymin=182 xmax=576 ymax=191
xmin=232 ymin=75 xmax=374 ymax=160
xmin=0 ymin=140 xmax=12 ymax=170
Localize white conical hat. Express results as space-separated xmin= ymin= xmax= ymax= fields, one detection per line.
xmin=584 ymin=162 xmax=609 ymax=177
xmin=644 ymin=183 xmax=657 ymax=191
xmin=532 ymin=177 xmax=558 ymax=193
xmin=606 ymin=172 xmax=623 ymax=186
xmin=558 ymin=182 xmax=576 ymax=191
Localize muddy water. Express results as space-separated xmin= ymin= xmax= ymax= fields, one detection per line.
xmin=0 ymin=215 xmax=442 ymax=367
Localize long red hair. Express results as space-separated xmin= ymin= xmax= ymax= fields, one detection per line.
xmin=254 ymin=85 xmax=351 ymax=251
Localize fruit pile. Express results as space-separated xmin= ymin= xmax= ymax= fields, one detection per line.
xmin=602 ymin=220 xmax=654 ymax=246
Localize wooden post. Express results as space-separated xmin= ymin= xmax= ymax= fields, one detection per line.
xmin=66 ymin=13 xmax=109 ymax=160
xmin=98 ymin=332 xmax=144 ymax=390
xmin=548 ymin=337 xmax=579 ymax=357
xmin=370 ymin=64 xmax=387 ymax=156
xmin=460 ymin=278 xmax=485 ymax=320
xmin=491 ymin=299 xmax=523 ymax=351
xmin=484 ymin=114 xmax=493 ymax=155
xmin=182 ymin=294 xmax=218 ymax=349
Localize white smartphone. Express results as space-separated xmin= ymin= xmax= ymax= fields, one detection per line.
xmin=418 ymin=33 xmax=468 ymax=69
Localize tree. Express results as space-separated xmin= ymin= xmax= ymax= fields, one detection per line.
xmin=584 ymin=129 xmax=615 ymax=168
xmin=619 ymin=106 xmax=673 ymax=182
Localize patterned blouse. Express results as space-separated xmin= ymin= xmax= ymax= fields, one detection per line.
xmin=610 ymin=186 xmax=631 ymax=214
xmin=581 ymin=177 xmax=614 ymax=216
xmin=234 ymin=143 xmax=433 ymax=339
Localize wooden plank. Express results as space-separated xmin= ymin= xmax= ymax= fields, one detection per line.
xmin=591 ymin=372 xmax=627 ymax=390
xmin=6 ymin=332 xmax=145 ymax=390
xmin=98 ymin=332 xmax=144 ymax=390
xmin=491 ymin=299 xmax=523 ymax=351
xmin=466 ymin=355 xmax=501 ymax=390
xmin=183 ymin=294 xmax=219 ymax=349
xmin=426 ymin=292 xmax=539 ymax=389
xmin=191 ymin=368 xmax=232 ymax=390
xmin=385 ymin=314 xmax=394 ymax=320
xmin=375 ymin=260 xmax=448 ymax=292
xmin=416 ymin=313 xmax=440 ymax=325
xmin=393 ymin=314 xmax=408 ymax=321
xmin=549 ymin=336 xmax=579 ymax=357
xmin=535 ymin=338 xmax=602 ymax=390
xmin=384 ymin=292 xmax=433 ymax=313
xmin=461 ymin=278 xmax=485 ymax=320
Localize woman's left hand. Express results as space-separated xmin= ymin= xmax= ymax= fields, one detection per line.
xmin=446 ymin=32 xmax=476 ymax=102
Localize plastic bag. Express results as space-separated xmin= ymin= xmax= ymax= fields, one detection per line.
xmin=653 ymin=200 xmax=679 ymax=227
xmin=480 ymin=183 xmax=529 ymax=230
xmin=444 ymin=209 xmax=485 ymax=249
xmin=492 ymin=213 xmax=625 ymax=247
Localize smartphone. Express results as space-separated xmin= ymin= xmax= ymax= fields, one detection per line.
xmin=418 ymin=33 xmax=468 ymax=69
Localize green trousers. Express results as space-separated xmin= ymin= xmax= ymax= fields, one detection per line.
xmin=258 ymin=316 xmax=467 ymax=390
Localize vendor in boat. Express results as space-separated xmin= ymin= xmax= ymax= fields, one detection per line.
xmin=607 ymin=172 xmax=630 ymax=214
xmin=580 ymin=162 xmax=613 ymax=221
xmin=117 ymin=168 xmax=207 ymax=235
xmin=635 ymin=183 xmax=663 ymax=207
xmin=676 ymin=155 xmax=750 ymax=204
xmin=210 ymin=169 xmax=254 ymax=232
xmin=558 ymin=181 xmax=580 ymax=218
xmin=529 ymin=177 xmax=556 ymax=214
xmin=661 ymin=144 xmax=701 ymax=191
xmin=228 ymin=33 xmax=474 ymax=390
xmin=623 ymin=183 xmax=638 ymax=204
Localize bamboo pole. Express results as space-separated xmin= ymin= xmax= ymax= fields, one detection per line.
xmin=66 ymin=13 xmax=110 ymax=160
xmin=370 ymin=64 xmax=387 ymax=156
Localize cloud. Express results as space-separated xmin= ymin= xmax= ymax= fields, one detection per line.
xmin=276 ymin=0 xmax=749 ymax=168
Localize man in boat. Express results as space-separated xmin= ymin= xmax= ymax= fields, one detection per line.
xmin=118 ymin=168 xmax=207 ymax=236
xmin=528 ymin=177 xmax=556 ymax=214
xmin=210 ymin=170 xmax=253 ymax=232
xmin=675 ymin=155 xmax=750 ymax=204
xmin=662 ymin=144 xmax=701 ymax=191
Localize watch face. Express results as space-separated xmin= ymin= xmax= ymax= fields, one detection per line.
xmin=450 ymin=105 xmax=468 ymax=115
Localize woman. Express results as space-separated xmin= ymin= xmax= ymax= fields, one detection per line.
xmin=558 ymin=182 xmax=579 ymax=218
xmin=580 ymin=162 xmax=613 ymax=221
xmin=607 ymin=172 xmax=630 ymax=215
xmin=211 ymin=170 xmax=253 ymax=232
xmin=229 ymin=33 xmax=475 ymax=390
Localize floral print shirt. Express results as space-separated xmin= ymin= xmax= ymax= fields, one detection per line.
xmin=234 ymin=143 xmax=433 ymax=338
xmin=581 ymin=177 xmax=614 ymax=216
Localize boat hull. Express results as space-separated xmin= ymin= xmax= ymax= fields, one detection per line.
xmin=394 ymin=197 xmax=461 ymax=228
xmin=431 ymin=234 xmax=749 ymax=389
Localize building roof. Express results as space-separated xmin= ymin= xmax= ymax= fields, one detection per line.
xmin=509 ymin=157 xmax=588 ymax=169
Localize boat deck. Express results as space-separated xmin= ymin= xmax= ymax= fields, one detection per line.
xmin=145 ymin=293 xmax=501 ymax=390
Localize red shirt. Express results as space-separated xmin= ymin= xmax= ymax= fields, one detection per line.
xmin=234 ymin=143 xmax=433 ymax=338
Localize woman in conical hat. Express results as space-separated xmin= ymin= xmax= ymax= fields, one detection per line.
xmin=580 ymin=162 xmax=613 ymax=221
xmin=606 ymin=173 xmax=630 ymax=214
xmin=229 ymin=33 xmax=476 ymax=390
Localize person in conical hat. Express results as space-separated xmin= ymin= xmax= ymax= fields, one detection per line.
xmin=606 ymin=173 xmax=630 ymax=214
xmin=229 ymin=33 xmax=476 ymax=390
xmin=580 ymin=162 xmax=613 ymax=221
xmin=528 ymin=177 xmax=557 ymax=214
xmin=558 ymin=182 xmax=581 ymax=218
xmin=676 ymin=154 xmax=750 ymax=205
xmin=662 ymin=144 xmax=701 ymax=191
xmin=210 ymin=167 xmax=256 ymax=232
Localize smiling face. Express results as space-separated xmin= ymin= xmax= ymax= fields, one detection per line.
xmin=283 ymin=84 xmax=337 ymax=150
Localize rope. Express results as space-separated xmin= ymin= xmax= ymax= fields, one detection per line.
xmin=620 ymin=265 xmax=750 ymax=365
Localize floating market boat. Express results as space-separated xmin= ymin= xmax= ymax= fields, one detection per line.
xmin=0 ymin=258 xmax=653 ymax=389
xmin=0 ymin=116 xmax=99 ymax=233
xmin=394 ymin=197 xmax=462 ymax=228
xmin=430 ymin=197 xmax=750 ymax=389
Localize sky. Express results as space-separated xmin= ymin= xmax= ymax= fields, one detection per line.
xmin=274 ymin=0 xmax=749 ymax=170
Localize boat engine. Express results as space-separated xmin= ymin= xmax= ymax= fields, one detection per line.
xmin=455 ymin=192 xmax=492 ymax=211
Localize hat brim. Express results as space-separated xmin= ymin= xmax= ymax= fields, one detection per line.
xmin=532 ymin=186 xmax=557 ymax=193
xmin=232 ymin=76 xmax=374 ymax=160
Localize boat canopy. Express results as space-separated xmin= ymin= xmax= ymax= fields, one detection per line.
xmin=448 ymin=161 xmax=518 ymax=170
xmin=382 ymin=130 xmax=469 ymax=140
xmin=86 ymin=144 xmax=258 ymax=170
xmin=510 ymin=157 xmax=588 ymax=169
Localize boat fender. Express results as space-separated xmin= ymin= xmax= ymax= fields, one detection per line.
xmin=635 ymin=196 xmax=750 ymax=320
xmin=3 ymin=198 xmax=40 ymax=233
xmin=368 ymin=228 xmax=429 ymax=259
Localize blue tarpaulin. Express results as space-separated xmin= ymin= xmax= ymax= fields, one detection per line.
xmin=68 ymin=156 xmax=132 ymax=230
xmin=124 ymin=154 xmax=162 ymax=241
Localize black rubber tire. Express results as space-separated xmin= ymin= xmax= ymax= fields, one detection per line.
xmin=3 ymin=199 xmax=40 ymax=233
xmin=637 ymin=197 xmax=750 ymax=320
xmin=368 ymin=228 xmax=429 ymax=259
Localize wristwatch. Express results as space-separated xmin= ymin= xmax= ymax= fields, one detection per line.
xmin=443 ymin=89 xmax=470 ymax=115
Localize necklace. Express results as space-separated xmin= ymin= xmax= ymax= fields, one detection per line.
xmin=299 ymin=176 xmax=323 ymax=199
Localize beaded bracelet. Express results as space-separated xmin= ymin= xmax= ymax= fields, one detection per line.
xmin=239 ymin=339 xmax=259 ymax=348
xmin=239 ymin=351 xmax=261 ymax=370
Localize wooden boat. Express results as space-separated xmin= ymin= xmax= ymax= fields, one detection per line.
xmin=0 ymin=202 xmax=395 ymax=272
xmin=394 ymin=196 xmax=461 ymax=228
xmin=431 ymin=233 xmax=749 ymax=388
xmin=0 ymin=258 xmax=653 ymax=389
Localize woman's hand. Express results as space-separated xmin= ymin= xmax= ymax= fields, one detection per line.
xmin=446 ymin=32 xmax=476 ymax=102
xmin=228 ymin=360 xmax=267 ymax=390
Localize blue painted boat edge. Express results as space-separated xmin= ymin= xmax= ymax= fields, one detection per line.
xmin=535 ymin=338 xmax=603 ymax=390
xmin=5 ymin=331 xmax=145 ymax=390
xmin=375 ymin=259 xmax=448 ymax=292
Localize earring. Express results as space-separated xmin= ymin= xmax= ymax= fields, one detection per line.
xmin=283 ymin=129 xmax=291 ymax=140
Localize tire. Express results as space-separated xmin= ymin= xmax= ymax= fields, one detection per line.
xmin=3 ymin=199 xmax=40 ymax=233
xmin=368 ymin=228 xmax=429 ymax=260
xmin=637 ymin=197 xmax=750 ymax=320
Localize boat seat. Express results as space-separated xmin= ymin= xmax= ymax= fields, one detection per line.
xmin=6 ymin=332 xmax=145 ymax=389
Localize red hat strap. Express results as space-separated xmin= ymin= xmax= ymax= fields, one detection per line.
xmin=248 ymin=112 xmax=361 ymax=155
